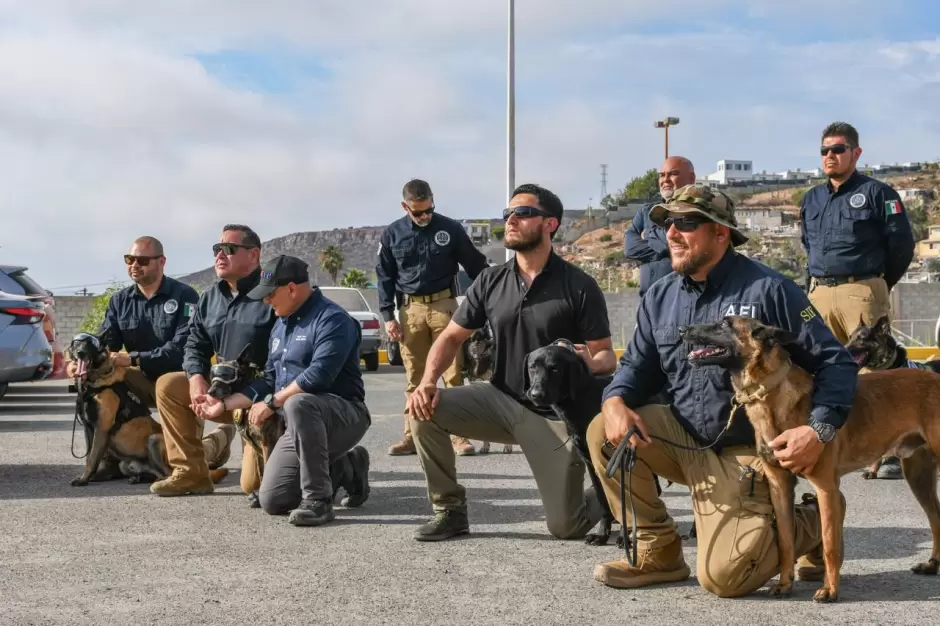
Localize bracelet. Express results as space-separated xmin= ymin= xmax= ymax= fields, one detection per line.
xmin=221 ymin=397 xmax=228 ymax=412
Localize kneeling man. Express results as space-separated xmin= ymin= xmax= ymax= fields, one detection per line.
xmin=201 ymin=255 xmax=371 ymax=526
xmin=587 ymin=183 xmax=858 ymax=597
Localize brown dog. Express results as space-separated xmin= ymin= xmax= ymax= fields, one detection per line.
xmin=680 ymin=316 xmax=940 ymax=603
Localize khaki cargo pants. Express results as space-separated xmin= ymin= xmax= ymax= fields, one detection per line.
xmin=808 ymin=276 xmax=890 ymax=344
xmin=400 ymin=293 xmax=464 ymax=440
xmin=586 ymin=405 xmax=821 ymax=597
xmin=410 ymin=382 xmax=603 ymax=538
xmin=154 ymin=371 xmax=258 ymax=493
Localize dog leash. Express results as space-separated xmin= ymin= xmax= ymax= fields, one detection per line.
xmin=70 ymin=378 xmax=91 ymax=459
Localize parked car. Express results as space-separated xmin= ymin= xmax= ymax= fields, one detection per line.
xmin=385 ymin=268 xmax=477 ymax=368
xmin=319 ymin=286 xmax=383 ymax=371
xmin=0 ymin=265 xmax=65 ymax=379
xmin=0 ymin=292 xmax=53 ymax=400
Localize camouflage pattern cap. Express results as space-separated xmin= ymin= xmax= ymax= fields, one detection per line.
xmin=648 ymin=183 xmax=748 ymax=247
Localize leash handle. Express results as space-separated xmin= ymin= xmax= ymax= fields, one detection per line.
xmin=605 ymin=425 xmax=641 ymax=567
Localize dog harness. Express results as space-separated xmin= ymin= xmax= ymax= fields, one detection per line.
xmin=71 ymin=378 xmax=152 ymax=458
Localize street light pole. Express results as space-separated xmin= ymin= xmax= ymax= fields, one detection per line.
xmin=506 ymin=0 xmax=516 ymax=261
xmin=653 ymin=117 xmax=680 ymax=160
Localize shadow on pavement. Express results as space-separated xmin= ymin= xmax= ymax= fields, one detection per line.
xmin=0 ymin=405 xmax=74 ymax=417
xmin=0 ymin=419 xmax=75 ymax=432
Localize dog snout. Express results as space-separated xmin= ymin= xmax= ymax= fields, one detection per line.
xmin=678 ymin=326 xmax=690 ymax=338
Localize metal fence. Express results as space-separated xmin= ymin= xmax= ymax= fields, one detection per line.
xmin=892 ymin=318 xmax=937 ymax=347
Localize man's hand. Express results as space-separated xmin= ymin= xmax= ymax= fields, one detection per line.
xmin=111 ymin=352 xmax=131 ymax=368
xmin=189 ymin=374 xmax=209 ymax=411
xmin=407 ymin=382 xmax=440 ymax=421
xmin=248 ymin=402 xmax=274 ymax=427
xmin=769 ymin=425 xmax=824 ymax=475
xmin=196 ymin=395 xmax=226 ymax=421
xmin=601 ymin=397 xmax=650 ymax=448
xmin=386 ymin=320 xmax=403 ymax=342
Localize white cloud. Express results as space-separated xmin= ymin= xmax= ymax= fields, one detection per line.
xmin=0 ymin=1 xmax=937 ymax=291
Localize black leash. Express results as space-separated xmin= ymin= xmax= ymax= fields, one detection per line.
xmin=70 ymin=378 xmax=90 ymax=459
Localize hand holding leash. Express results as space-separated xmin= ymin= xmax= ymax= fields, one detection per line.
xmin=601 ymin=397 xmax=650 ymax=449
xmin=248 ymin=402 xmax=274 ymax=427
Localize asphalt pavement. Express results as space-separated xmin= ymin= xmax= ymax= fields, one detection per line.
xmin=1 ymin=369 xmax=938 ymax=625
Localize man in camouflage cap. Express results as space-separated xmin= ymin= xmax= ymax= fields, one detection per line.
xmin=584 ymin=181 xmax=858 ymax=597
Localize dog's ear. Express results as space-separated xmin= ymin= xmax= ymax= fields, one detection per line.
xmin=873 ymin=315 xmax=891 ymax=335
xmin=752 ymin=324 xmax=798 ymax=348
xmin=523 ymin=352 xmax=532 ymax=393
xmin=236 ymin=343 xmax=252 ymax=365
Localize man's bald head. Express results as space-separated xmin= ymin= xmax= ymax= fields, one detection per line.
xmin=659 ymin=156 xmax=696 ymax=200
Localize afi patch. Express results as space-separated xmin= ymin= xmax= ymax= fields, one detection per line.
xmin=885 ymin=199 xmax=903 ymax=215
xmin=723 ymin=303 xmax=759 ymax=317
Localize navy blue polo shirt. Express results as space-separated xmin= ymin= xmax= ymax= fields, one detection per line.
xmin=603 ymin=248 xmax=858 ymax=449
xmin=800 ymin=171 xmax=915 ymax=288
xmin=244 ymin=289 xmax=365 ymax=404
xmin=99 ymin=275 xmax=200 ymax=382
xmin=375 ymin=212 xmax=489 ymax=322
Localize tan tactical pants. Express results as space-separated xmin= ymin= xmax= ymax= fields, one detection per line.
xmin=400 ymin=295 xmax=464 ymax=440
xmin=808 ymin=277 xmax=890 ymax=344
xmin=586 ymin=405 xmax=821 ymax=597
xmin=410 ymin=382 xmax=603 ymax=538
xmin=154 ymin=371 xmax=258 ymax=491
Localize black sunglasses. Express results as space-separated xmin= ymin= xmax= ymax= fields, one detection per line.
xmin=502 ymin=206 xmax=553 ymax=220
xmin=820 ymin=143 xmax=853 ymax=156
xmin=664 ymin=215 xmax=712 ymax=232
xmin=409 ymin=205 xmax=435 ymax=218
xmin=213 ymin=243 xmax=256 ymax=257
xmin=124 ymin=254 xmax=162 ymax=266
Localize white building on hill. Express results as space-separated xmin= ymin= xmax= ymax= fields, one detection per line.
xmin=704 ymin=159 xmax=753 ymax=184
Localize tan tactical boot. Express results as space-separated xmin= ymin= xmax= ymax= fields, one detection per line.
xmin=205 ymin=424 xmax=236 ymax=469
xmin=593 ymin=535 xmax=691 ymax=589
xmin=387 ymin=436 xmax=416 ymax=456
xmin=150 ymin=471 xmax=214 ymax=497
xmin=451 ymin=436 xmax=476 ymax=456
xmin=795 ymin=492 xmax=844 ymax=581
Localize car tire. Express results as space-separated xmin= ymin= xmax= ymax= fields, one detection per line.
xmin=364 ymin=352 xmax=380 ymax=372
xmin=387 ymin=341 xmax=403 ymax=366
xmin=0 ymin=382 xmax=8 ymax=401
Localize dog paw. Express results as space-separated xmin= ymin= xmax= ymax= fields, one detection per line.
xmin=502 ymin=444 xmax=513 ymax=454
xmin=911 ymin=558 xmax=939 ymax=575
xmin=813 ymin=586 xmax=838 ymax=603
xmin=615 ymin=535 xmax=626 ymax=550
xmin=127 ymin=476 xmax=142 ymax=485
xmin=479 ymin=442 xmax=490 ymax=454
xmin=70 ymin=477 xmax=89 ymax=487
xmin=767 ymin=581 xmax=792 ymax=598
xmin=584 ymin=533 xmax=610 ymax=546
xmin=861 ymin=471 xmax=876 ymax=479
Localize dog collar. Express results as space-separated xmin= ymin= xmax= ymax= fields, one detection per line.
xmin=733 ymin=360 xmax=792 ymax=405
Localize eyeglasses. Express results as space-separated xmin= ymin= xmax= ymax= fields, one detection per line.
xmin=124 ymin=254 xmax=162 ymax=266
xmin=213 ymin=243 xmax=256 ymax=257
xmin=820 ymin=143 xmax=853 ymax=156
xmin=664 ymin=215 xmax=712 ymax=232
xmin=409 ymin=205 xmax=435 ymax=218
xmin=502 ymin=206 xmax=553 ymax=220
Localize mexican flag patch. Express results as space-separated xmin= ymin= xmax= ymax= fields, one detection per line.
xmin=885 ymin=199 xmax=903 ymax=215
xmin=183 ymin=303 xmax=194 ymax=318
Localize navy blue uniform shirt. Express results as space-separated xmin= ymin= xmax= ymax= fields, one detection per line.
xmin=624 ymin=201 xmax=672 ymax=296
xmin=375 ymin=212 xmax=489 ymax=322
xmin=183 ymin=266 xmax=277 ymax=384
xmin=603 ymin=249 xmax=858 ymax=449
xmin=99 ymin=275 xmax=200 ymax=382
xmin=244 ymin=289 xmax=365 ymax=403
xmin=800 ymin=171 xmax=915 ymax=289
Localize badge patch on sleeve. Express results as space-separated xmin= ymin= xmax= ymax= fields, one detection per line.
xmin=885 ymin=199 xmax=903 ymax=215
xmin=800 ymin=305 xmax=819 ymax=322
xmin=183 ymin=303 xmax=193 ymax=318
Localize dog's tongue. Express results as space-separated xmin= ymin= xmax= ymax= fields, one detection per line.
xmin=852 ymin=352 xmax=868 ymax=366
xmin=75 ymin=360 xmax=88 ymax=377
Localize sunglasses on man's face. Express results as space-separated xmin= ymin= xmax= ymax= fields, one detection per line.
xmin=820 ymin=143 xmax=853 ymax=156
xmin=124 ymin=254 xmax=162 ymax=266
xmin=213 ymin=243 xmax=256 ymax=257
xmin=502 ymin=206 xmax=553 ymax=220
xmin=664 ymin=215 xmax=712 ymax=233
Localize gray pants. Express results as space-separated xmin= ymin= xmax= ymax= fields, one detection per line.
xmin=259 ymin=393 xmax=371 ymax=514
xmin=410 ymin=382 xmax=603 ymax=539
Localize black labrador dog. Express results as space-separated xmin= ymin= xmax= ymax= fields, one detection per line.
xmin=523 ymin=340 xmax=620 ymax=546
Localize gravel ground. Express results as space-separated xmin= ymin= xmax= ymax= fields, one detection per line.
xmin=1 ymin=370 xmax=938 ymax=625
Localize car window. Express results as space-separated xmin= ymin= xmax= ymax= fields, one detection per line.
xmin=320 ymin=289 xmax=368 ymax=312
xmin=5 ymin=270 xmax=46 ymax=296
xmin=0 ymin=271 xmax=25 ymax=295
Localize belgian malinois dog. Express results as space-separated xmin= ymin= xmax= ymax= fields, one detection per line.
xmin=69 ymin=332 xmax=228 ymax=486
xmin=680 ymin=316 xmax=940 ymax=603
xmin=845 ymin=315 xmax=940 ymax=479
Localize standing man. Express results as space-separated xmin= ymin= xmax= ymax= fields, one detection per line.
xmin=150 ymin=224 xmax=277 ymax=497
xmin=68 ymin=235 xmax=235 ymax=469
xmin=407 ymin=183 xmax=617 ymax=542
xmin=800 ymin=122 xmax=915 ymax=479
xmin=625 ymin=157 xmax=697 ymax=297
xmin=200 ymin=255 xmax=372 ymax=526
xmin=377 ymin=178 xmax=490 ymax=457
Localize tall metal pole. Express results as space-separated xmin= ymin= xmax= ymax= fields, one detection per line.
xmin=664 ymin=125 xmax=669 ymax=159
xmin=505 ymin=0 xmax=516 ymax=261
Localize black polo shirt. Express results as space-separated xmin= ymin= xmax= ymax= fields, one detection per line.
xmin=452 ymin=252 xmax=611 ymax=416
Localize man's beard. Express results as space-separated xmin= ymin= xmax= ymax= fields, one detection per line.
xmin=504 ymin=230 xmax=542 ymax=252
xmin=660 ymin=187 xmax=674 ymax=200
xmin=671 ymin=246 xmax=715 ymax=276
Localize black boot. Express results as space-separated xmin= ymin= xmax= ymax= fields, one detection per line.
xmin=288 ymin=498 xmax=335 ymax=527
xmin=341 ymin=446 xmax=370 ymax=508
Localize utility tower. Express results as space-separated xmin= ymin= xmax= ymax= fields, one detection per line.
xmin=600 ymin=164 xmax=608 ymax=203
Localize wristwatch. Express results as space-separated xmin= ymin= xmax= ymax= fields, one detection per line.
xmin=263 ymin=394 xmax=278 ymax=412
xmin=129 ymin=352 xmax=140 ymax=367
xmin=808 ymin=418 xmax=836 ymax=444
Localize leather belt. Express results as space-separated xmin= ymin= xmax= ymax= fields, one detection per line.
xmin=404 ymin=288 xmax=452 ymax=305
xmin=811 ymin=274 xmax=880 ymax=288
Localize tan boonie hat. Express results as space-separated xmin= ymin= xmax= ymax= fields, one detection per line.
xmin=648 ymin=183 xmax=748 ymax=247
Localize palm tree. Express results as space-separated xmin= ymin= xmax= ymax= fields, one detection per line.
xmin=319 ymin=246 xmax=344 ymax=285
xmin=340 ymin=268 xmax=369 ymax=288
